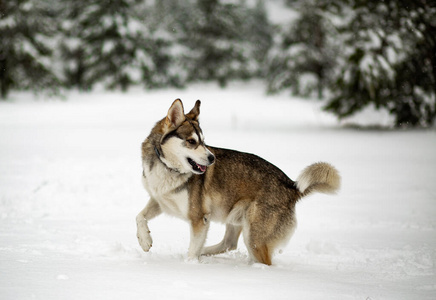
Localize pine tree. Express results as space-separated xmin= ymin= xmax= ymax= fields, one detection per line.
xmin=246 ymin=0 xmax=273 ymax=77
xmin=266 ymin=0 xmax=338 ymax=99
xmin=60 ymin=0 xmax=145 ymax=91
xmin=58 ymin=0 xmax=91 ymax=91
xmin=324 ymin=0 xmax=436 ymax=127
xmin=140 ymin=0 xmax=189 ymax=89
xmin=60 ymin=0 xmax=185 ymax=91
xmin=0 ymin=0 xmax=59 ymax=99
xmin=178 ymin=0 xmax=259 ymax=87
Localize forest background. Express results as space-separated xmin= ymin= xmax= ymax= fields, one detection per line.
xmin=1 ymin=0 xmax=435 ymax=127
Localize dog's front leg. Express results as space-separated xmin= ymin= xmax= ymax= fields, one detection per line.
xmin=187 ymin=214 xmax=210 ymax=260
xmin=136 ymin=198 xmax=161 ymax=252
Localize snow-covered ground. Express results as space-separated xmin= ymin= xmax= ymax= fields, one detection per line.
xmin=1 ymin=81 xmax=435 ymax=300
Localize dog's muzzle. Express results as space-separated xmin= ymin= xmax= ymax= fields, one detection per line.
xmin=188 ymin=154 xmax=214 ymax=174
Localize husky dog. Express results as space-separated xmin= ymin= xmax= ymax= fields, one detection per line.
xmin=136 ymin=99 xmax=340 ymax=265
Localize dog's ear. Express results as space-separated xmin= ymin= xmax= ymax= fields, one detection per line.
xmin=166 ymin=99 xmax=185 ymax=128
xmin=186 ymin=100 xmax=201 ymax=121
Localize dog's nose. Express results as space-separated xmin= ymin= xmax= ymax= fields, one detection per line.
xmin=208 ymin=154 xmax=215 ymax=164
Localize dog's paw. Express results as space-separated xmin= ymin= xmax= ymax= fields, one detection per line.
xmin=137 ymin=228 xmax=153 ymax=252
xmin=184 ymin=255 xmax=200 ymax=264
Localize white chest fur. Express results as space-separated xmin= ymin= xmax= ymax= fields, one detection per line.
xmin=142 ymin=162 xmax=191 ymax=219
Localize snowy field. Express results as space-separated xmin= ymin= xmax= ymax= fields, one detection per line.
xmin=1 ymin=81 xmax=435 ymax=299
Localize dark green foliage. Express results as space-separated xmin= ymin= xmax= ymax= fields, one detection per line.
xmin=268 ymin=0 xmax=435 ymax=127
xmin=2 ymin=0 xmax=434 ymax=128
xmin=0 ymin=0 xmax=60 ymax=99
xmin=324 ymin=0 xmax=436 ymax=127
xmin=177 ymin=0 xmax=269 ymax=87
xmin=60 ymin=0 xmax=146 ymax=91
xmin=247 ymin=0 xmax=274 ymax=77
xmin=57 ymin=0 xmax=269 ymax=91
xmin=266 ymin=0 xmax=337 ymax=99
xmin=1 ymin=0 xmax=271 ymax=97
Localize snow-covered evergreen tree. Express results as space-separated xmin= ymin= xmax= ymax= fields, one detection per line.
xmin=60 ymin=0 xmax=149 ymax=91
xmin=324 ymin=0 xmax=436 ymax=127
xmin=140 ymin=0 xmax=190 ymax=89
xmin=246 ymin=0 xmax=273 ymax=78
xmin=266 ymin=0 xmax=338 ymax=99
xmin=58 ymin=1 xmax=90 ymax=91
xmin=153 ymin=0 xmax=271 ymax=87
xmin=60 ymin=0 xmax=186 ymax=91
xmin=177 ymin=0 xmax=261 ymax=87
xmin=0 ymin=0 xmax=59 ymax=99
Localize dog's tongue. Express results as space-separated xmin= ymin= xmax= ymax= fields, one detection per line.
xmin=198 ymin=164 xmax=206 ymax=172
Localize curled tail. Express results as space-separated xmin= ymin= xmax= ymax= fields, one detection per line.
xmin=296 ymin=162 xmax=341 ymax=197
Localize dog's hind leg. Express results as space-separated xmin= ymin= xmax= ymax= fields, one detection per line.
xmin=136 ymin=198 xmax=162 ymax=252
xmin=243 ymin=224 xmax=273 ymax=266
xmin=201 ymin=224 xmax=242 ymax=256
xmin=242 ymin=201 xmax=296 ymax=265
xmin=251 ymin=243 xmax=272 ymax=266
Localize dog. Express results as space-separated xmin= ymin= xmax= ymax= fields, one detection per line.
xmin=136 ymin=99 xmax=340 ymax=265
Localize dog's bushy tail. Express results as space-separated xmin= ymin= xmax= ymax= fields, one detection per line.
xmin=296 ymin=162 xmax=341 ymax=197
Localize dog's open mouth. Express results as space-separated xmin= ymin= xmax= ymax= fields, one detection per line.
xmin=188 ymin=158 xmax=207 ymax=173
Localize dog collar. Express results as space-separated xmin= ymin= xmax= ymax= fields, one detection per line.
xmin=154 ymin=146 xmax=162 ymax=159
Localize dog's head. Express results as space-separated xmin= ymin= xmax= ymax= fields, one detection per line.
xmin=157 ymin=99 xmax=215 ymax=174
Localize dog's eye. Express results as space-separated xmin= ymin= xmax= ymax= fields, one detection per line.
xmin=187 ymin=139 xmax=196 ymax=145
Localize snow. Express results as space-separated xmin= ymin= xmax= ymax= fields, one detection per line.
xmin=264 ymin=0 xmax=300 ymax=25
xmin=1 ymin=81 xmax=436 ymax=300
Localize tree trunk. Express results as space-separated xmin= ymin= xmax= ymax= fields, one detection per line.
xmin=0 ymin=57 xmax=7 ymax=99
